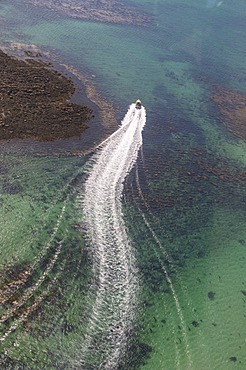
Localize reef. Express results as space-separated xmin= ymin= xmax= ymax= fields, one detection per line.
xmin=212 ymin=86 xmax=246 ymax=140
xmin=133 ymin=145 xmax=246 ymax=215
xmin=26 ymin=0 xmax=152 ymax=27
xmin=0 ymin=49 xmax=93 ymax=141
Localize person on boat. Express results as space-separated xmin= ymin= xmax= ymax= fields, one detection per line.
xmin=135 ymin=99 xmax=142 ymax=109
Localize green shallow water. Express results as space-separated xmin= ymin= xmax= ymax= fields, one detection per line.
xmin=0 ymin=150 xmax=94 ymax=368
xmin=124 ymin=197 xmax=246 ymax=369
xmin=0 ymin=0 xmax=246 ymax=369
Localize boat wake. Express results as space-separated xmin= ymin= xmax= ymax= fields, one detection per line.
xmin=79 ymin=104 xmax=146 ymax=369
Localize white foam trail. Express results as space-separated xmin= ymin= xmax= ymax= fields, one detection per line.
xmin=80 ymin=104 xmax=146 ymax=369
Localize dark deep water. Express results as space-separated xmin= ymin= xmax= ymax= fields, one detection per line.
xmin=0 ymin=1 xmax=246 ymax=369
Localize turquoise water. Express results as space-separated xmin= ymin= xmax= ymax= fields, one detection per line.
xmin=0 ymin=0 xmax=246 ymax=369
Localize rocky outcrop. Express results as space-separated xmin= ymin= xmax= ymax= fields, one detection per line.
xmin=0 ymin=50 xmax=92 ymax=141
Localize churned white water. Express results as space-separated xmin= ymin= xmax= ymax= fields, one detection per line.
xmin=80 ymin=104 xmax=146 ymax=369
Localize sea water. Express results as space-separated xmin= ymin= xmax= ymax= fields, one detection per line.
xmin=0 ymin=0 xmax=245 ymax=369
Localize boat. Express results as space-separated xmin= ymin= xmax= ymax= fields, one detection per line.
xmin=135 ymin=99 xmax=142 ymax=109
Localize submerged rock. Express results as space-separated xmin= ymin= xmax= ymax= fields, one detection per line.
xmin=208 ymin=291 xmax=216 ymax=300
